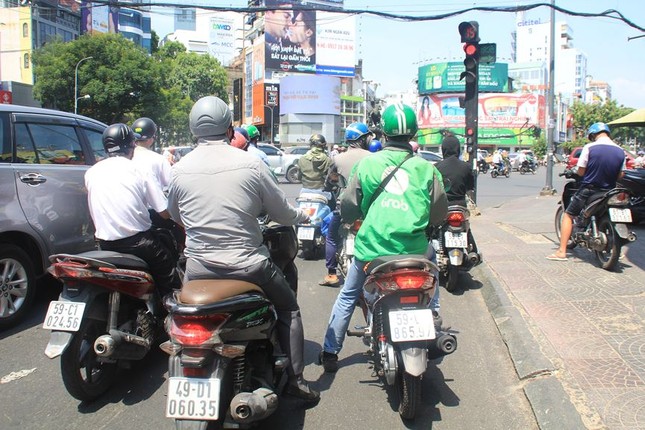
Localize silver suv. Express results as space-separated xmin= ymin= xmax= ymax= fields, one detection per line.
xmin=0 ymin=105 xmax=107 ymax=328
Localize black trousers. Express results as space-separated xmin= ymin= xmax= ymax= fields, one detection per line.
xmin=98 ymin=229 xmax=182 ymax=296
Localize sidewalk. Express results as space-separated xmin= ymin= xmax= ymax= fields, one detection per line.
xmin=471 ymin=194 xmax=645 ymax=430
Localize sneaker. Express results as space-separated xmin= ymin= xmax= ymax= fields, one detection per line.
xmin=318 ymin=351 xmax=339 ymax=373
xmin=319 ymin=274 xmax=340 ymax=287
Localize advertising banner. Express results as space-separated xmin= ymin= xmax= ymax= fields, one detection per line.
xmin=315 ymin=11 xmax=355 ymax=77
xmin=251 ymin=41 xmax=266 ymax=125
xmin=418 ymin=62 xmax=508 ymax=94
xmin=279 ymin=75 xmax=340 ymax=115
xmin=416 ymin=93 xmax=545 ymax=146
xmin=81 ymin=1 xmax=118 ymax=34
xmin=209 ymin=16 xmax=236 ymax=66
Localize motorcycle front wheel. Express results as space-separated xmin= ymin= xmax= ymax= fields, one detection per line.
xmin=491 ymin=170 xmax=498 ymax=178
xmin=60 ymin=318 xmax=117 ymax=401
xmin=595 ymin=216 xmax=621 ymax=271
xmin=397 ymin=370 xmax=422 ymax=420
xmin=554 ymin=206 xmax=577 ymax=249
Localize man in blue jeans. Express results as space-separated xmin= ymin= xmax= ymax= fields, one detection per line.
xmin=320 ymin=103 xmax=448 ymax=372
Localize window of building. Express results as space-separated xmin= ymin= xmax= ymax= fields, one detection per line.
xmin=22 ymin=22 xmax=28 ymax=37
xmin=23 ymin=53 xmax=29 ymax=68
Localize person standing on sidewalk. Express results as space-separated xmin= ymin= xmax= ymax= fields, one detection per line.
xmin=319 ymin=122 xmax=373 ymax=287
xmin=319 ymin=103 xmax=448 ymax=372
xmin=547 ymin=122 xmax=625 ymax=261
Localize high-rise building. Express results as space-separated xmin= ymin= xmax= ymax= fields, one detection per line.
xmin=117 ymin=0 xmax=152 ymax=53
xmin=174 ymin=7 xmax=195 ymax=31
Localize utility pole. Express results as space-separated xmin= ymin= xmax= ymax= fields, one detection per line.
xmin=459 ymin=21 xmax=480 ymax=203
xmin=540 ymin=0 xmax=557 ymax=196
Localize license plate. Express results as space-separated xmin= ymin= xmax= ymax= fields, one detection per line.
xmin=609 ymin=208 xmax=632 ymax=223
xmin=298 ymin=226 xmax=315 ymax=241
xmin=166 ymin=377 xmax=221 ymax=420
xmin=42 ymin=301 xmax=86 ymax=331
xmin=444 ymin=231 xmax=468 ymax=248
xmin=388 ymin=309 xmax=436 ymax=342
xmin=344 ymin=236 xmax=355 ymax=255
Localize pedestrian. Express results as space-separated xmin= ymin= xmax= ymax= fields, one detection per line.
xmin=319 ymin=103 xmax=448 ymax=372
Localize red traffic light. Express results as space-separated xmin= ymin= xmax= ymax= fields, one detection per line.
xmin=466 ymin=128 xmax=475 ymax=136
xmin=463 ymin=43 xmax=478 ymax=56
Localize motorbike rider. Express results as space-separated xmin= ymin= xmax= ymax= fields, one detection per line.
xmin=547 ymin=122 xmax=625 ymax=261
xmin=230 ymin=126 xmax=250 ymax=150
xmin=319 ymin=103 xmax=448 ymax=372
xmin=368 ymin=139 xmax=382 ymax=153
xmin=297 ymin=134 xmax=333 ymax=192
xmin=242 ymin=124 xmax=270 ymax=166
xmin=319 ymin=122 xmax=373 ymax=287
xmin=166 ymin=96 xmax=319 ymax=402
xmin=492 ymin=149 xmax=505 ymax=173
xmin=434 ymin=134 xmax=479 ymax=255
xmin=85 ymin=123 xmax=181 ymax=297
xmin=131 ymin=117 xmax=172 ymax=190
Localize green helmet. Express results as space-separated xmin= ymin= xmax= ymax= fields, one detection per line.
xmin=243 ymin=124 xmax=260 ymax=140
xmin=380 ymin=103 xmax=418 ymax=137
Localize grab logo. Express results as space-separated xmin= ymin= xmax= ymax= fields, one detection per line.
xmin=381 ymin=198 xmax=409 ymax=211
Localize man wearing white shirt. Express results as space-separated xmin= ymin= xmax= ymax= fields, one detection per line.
xmin=85 ymin=123 xmax=181 ymax=296
xmin=131 ymin=117 xmax=172 ymax=190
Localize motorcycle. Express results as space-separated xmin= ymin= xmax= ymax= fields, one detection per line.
xmin=161 ymin=223 xmax=298 ymax=429
xmin=295 ymin=190 xmax=331 ymax=260
xmin=43 ymin=229 xmax=182 ymax=401
xmin=555 ymin=169 xmax=637 ymax=270
xmin=477 ymin=159 xmax=489 ymax=174
xmin=431 ymin=205 xmax=481 ymax=292
xmin=336 ymin=219 xmax=362 ymax=279
xmin=490 ymin=162 xmax=511 ymax=178
xmin=347 ymin=254 xmax=457 ymax=420
xmin=519 ymin=159 xmax=537 ymax=175
xmin=618 ymin=168 xmax=645 ymax=224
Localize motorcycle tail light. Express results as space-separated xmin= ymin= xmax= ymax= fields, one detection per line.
xmin=214 ymin=344 xmax=246 ymax=358
xmin=372 ymin=269 xmax=435 ymax=292
xmin=400 ymin=295 xmax=419 ymax=304
xmin=48 ymin=263 xmax=94 ymax=279
xmin=183 ymin=366 xmax=207 ymax=377
xmin=352 ymin=219 xmax=363 ymax=231
xmin=447 ymin=211 xmax=465 ymax=227
xmin=393 ymin=272 xmax=430 ymax=289
xmin=607 ymin=192 xmax=630 ymax=206
xmin=169 ymin=314 xmax=229 ymax=346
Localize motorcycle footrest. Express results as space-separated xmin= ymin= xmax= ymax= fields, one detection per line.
xmin=347 ymin=327 xmax=367 ymax=337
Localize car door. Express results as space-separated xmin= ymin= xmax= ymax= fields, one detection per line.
xmin=258 ymin=144 xmax=284 ymax=172
xmin=12 ymin=113 xmax=96 ymax=259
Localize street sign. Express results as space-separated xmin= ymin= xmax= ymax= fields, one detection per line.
xmin=479 ymin=43 xmax=497 ymax=64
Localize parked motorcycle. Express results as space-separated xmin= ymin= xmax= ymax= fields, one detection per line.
xmin=296 ymin=191 xmax=331 ymax=260
xmin=519 ymin=159 xmax=537 ymax=175
xmin=162 ymin=223 xmax=298 ymax=429
xmin=336 ymin=219 xmax=362 ymax=279
xmin=43 ymin=229 xmax=182 ymax=401
xmin=431 ymin=205 xmax=481 ymax=292
xmin=555 ymin=169 xmax=637 ymax=270
xmin=618 ymin=168 xmax=645 ymax=224
xmin=490 ymin=162 xmax=511 ymax=178
xmin=347 ymin=255 xmax=457 ymax=420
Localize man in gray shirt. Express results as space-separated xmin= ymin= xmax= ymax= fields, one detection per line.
xmin=166 ymin=96 xmax=319 ymax=402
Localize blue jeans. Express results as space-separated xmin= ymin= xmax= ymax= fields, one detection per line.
xmin=322 ymin=257 xmax=440 ymax=355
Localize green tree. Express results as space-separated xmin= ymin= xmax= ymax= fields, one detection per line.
xmin=569 ymin=99 xmax=643 ymax=146
xmin=150 ymin=30 xmax=160 ymax=55
xmin=33 ymin=33 xmax=161 ymax=124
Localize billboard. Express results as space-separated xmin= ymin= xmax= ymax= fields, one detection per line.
xmin=416 ymin=93 xmax=545 ymax=146
xmin=209 ymin=16 xmax=236 ymax=67
xmin=418 ymin=62 xmax=509 ymax=94
xmin=279 ymin=75 xmax=340 ymax=115
xmin=263 ymin=3 xmax=355 ymax=77
xmin=81 ymin=1 xmax=118 ymax=34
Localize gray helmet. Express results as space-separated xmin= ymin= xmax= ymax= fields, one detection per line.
xmin=189 ymin=96 xmax=232 ymax=138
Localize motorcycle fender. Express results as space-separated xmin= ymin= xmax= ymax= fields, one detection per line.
xmin=448 ymin=249 xmax=464 ymax=266
xmin=44 ymin=331 xmax=73 ymax=359
xmin=614 ymin=223 xmax=631 ymax=240
xmin=399 ymin=346 xmax=428 ymax=377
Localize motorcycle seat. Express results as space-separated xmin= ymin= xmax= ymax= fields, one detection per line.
xmin=582 ymin=190 xmax=611 ymax=217
xmin=365 ymin=254 xmax=436 ymax=275
xmin=50 ymin=251 xmax=148 ymax=270
xmin=179 ymin=279 xmax=264 ymax=305
xmin=296 ymin=193 xmax=329 ymax=204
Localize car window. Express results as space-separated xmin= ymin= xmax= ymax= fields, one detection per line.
xmin=0 ymin=113 xmax=10 ymax=162
xmin=19 ymin=123 xmax=85 ymax=165
xmin=82 ymin=127 xmax=106 ymax=162
xmin=573 ymin=149 xmax=582 ymax=158
xmin=260 ymin=145 xmax=280 ymax=156
xmin=14 ymin=123 xmax=38 ymax=163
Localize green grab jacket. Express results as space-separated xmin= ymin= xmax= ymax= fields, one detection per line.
xmin=339 ymin=147 xmax=448 ymax=262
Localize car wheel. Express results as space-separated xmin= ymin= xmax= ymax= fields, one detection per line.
xmin=286 ymin=165 xmax=300 ymax=184
xmin=0 ymin=244 xmax=37 ymax=329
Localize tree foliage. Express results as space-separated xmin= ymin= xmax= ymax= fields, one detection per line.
xmin=32 ymin=33 xmax=231 ymax=147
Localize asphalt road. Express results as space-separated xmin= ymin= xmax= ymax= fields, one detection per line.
xmin=0 ymin=167 xmax=568 ymax=430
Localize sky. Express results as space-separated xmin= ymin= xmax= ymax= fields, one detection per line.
xmin=150 ymin=0 xmax=645 ymax=108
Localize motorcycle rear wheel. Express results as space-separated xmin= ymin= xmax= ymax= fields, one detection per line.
xmin=444 ymin=266 xmax=459 ymax=292
xmin=301 ymin=241 xmax=316 ymax=260
xmin=594 ymin=216 xmax=621 ymax=271
xmin=60 ymin=318 xmax=117 ymax=401
xmin=397 ymin=370 xmax=422 ymax=420
xmin=554 ymin=207 xmax=577 ymax=249
xmin=491 ymin=170 xmax=498 ymax=178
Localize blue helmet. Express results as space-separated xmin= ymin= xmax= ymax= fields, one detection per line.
xmin=587 ymin=122 xmax=610 ymax=140
xmin=345 ymin=122 xmax=370 ymax=142
xmin=368 ymin=139 xmax=382 ymax=153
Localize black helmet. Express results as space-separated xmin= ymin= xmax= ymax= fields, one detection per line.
xmin=131 ymin=117 xmax=157 ymax=140
xmin=309 ymin=133 xmax=327 ymax=148
xmin=102 ymin=123 xmax=136 ymax=155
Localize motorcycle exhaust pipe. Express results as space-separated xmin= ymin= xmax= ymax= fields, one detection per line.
xmin=229 ymin=388 xmax=278 ymax=424
xmin=95 ymin=335 xmax=117 ymax=357
xmin=627 ymin=232 xmax=637 ymax=242
xmin=94 ymin=330 xmax=152 ymax=360
xmin=467 ymin=251 xmax=481 ymax=266
xmin=427 ymin=333 xmax=458 ymax=359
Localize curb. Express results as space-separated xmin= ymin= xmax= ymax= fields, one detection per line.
xmin=474 ymin=262 xmax=587 ymax=430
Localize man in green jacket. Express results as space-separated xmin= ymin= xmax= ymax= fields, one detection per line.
xmin=298 ymin=134 xmax=332 ymax=190
xmin=319 ymin=103 xmax=448 ymax=372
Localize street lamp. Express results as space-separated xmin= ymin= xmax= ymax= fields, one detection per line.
xmin=264 ymin=104 xmax=275 ymax=144
xmin=74 ymin=56 xmax=93 ymax=114
xmin=75 ymin=94 xmax=90 ymax=111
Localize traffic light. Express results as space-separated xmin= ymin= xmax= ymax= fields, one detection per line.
xmin=459 ymin=21 xmax=479 ymax=87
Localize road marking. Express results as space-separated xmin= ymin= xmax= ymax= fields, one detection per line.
xmin=0 ymin=368 xmax=37 ymax=384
